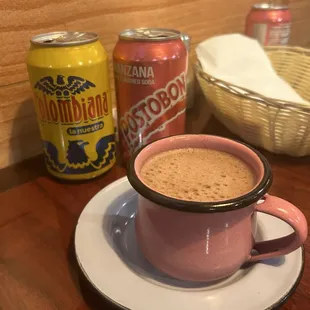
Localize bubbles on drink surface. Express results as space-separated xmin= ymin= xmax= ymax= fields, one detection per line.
xmin=140 ymin=148 xmax=256 ymax=202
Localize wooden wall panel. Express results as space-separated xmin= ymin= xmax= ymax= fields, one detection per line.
xmin=0 ymin=0 xmax=310 ymax=168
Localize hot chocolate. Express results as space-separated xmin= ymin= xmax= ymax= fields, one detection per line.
xmin=140 ymin=148 xmax=256 ymax=202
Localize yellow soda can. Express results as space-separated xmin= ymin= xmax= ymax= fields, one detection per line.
xmin=26 ymin=32 xmax=116 ymax=180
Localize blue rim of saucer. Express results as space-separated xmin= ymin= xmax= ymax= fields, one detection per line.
xmin=127 ymin=134 xmax=273 ymax=213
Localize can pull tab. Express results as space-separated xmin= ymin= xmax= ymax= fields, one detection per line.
xmin=147 ymin=33 xmax=169 ymax=38
xmin=43 ymin=32 xmax=87 ymax=44
xmin=138 ymin=29 xmax=170 ymax=38
xmin=43 ymin=39 xmax=54 ymax=43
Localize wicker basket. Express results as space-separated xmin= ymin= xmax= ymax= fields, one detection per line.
xmin=196 ymin=46 xmax=310 ymax=157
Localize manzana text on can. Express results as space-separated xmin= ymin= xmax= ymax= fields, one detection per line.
xmin=113 ymin=28 xmax=188 ymax=163
xmin=26 ymin=31 xmax=116 ymax=180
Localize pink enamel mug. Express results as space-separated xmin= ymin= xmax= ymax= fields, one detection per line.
xmin=127 ymin=135 xmax=308 ymax=282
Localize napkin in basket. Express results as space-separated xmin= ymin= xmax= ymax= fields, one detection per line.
xmin=196 ymin=34 xmax=308 ymax=105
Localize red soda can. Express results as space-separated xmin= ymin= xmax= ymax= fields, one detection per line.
xmin=113 ymin=28 xmax=187 ymax=163
xmin=245 ymin=3 xmax=291 ymax=46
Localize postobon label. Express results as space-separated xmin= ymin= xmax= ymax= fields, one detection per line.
xmin=119 ymin=73 xmax=186 ymax=152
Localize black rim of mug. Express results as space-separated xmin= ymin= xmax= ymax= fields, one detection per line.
xmin=127 ymin=134 xmax=273 ymax=213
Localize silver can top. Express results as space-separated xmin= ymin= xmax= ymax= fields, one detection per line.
xmin=119 ymin=28 xmax=181 ymax=41
xmin=30 ymin=31 xmax=98 ymax=47
xmin=253 ymin=3 xmax=289 ymax=10
xmin=180 ymin=33 xmax=191 ymax=51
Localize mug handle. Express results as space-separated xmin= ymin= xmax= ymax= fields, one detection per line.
xmin=247 ymin=194 xmax=308 ymax=263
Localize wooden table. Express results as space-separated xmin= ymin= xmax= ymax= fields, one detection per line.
xmin=0 ymin=113 xmax=309 ymax=310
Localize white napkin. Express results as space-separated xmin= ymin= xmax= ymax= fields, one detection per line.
xmin=196 ymin=34 xmax=308 ymax=105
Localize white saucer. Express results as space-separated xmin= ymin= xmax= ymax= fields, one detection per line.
xmin=75 ymin=177 xmax=304 ymax=310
